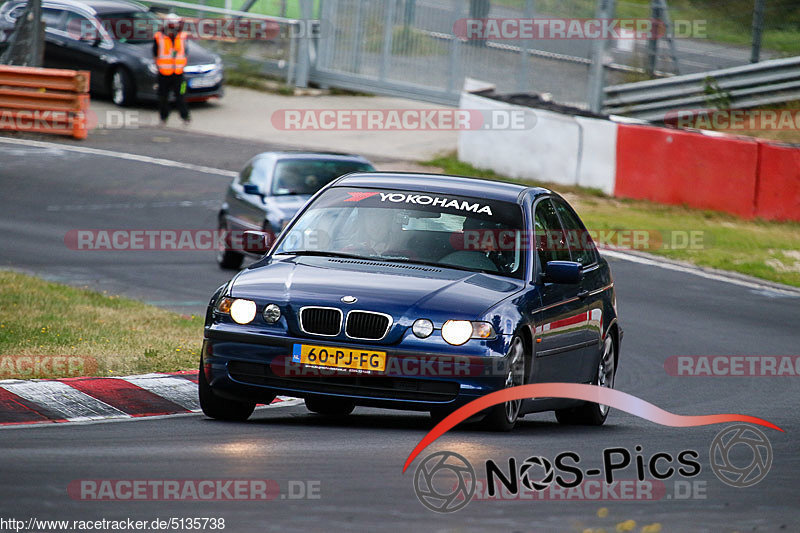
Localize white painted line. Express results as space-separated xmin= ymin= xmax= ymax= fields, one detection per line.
xmin=0 ymin=136 xmax=237 ymax=177
xmin=118 ymin=374 xmax=201 ymax=411
xmin=0 ymin=381 xmax=130 ymax=421
xmin=601 ymin=249 xmax=800 ymax=296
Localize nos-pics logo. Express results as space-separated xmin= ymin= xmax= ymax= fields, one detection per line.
xmin=412 ymin=425 xmax=773 ymax=513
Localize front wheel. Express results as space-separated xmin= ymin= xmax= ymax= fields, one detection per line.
xmin=216 ymin=219 xmax=244 ymax=270
xmin=480 ymin=335 xmax=526 ymax=432
xmin=198 ymin=360 xmax=258 ymax=421
xmin=556 ymin=333 xmax=616 ymax=426
xmin=110 ymin=67 xmax=135 ymax=106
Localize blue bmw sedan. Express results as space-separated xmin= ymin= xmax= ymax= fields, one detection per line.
xmin=201 ymin=173 xmax=621 ymax=431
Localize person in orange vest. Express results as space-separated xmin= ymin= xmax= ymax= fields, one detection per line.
xmin=153 ymin=14 xmax=190 ymax=126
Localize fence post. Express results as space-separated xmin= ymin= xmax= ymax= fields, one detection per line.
xmin=446 ymin=0 xmax=463 ymax=96
xmin=351 ymin=0 xmax=366 ymax=73
xmin=750 ymin=0 xmax=766 ymax=63
xmin=294 ymin=0 xmax=312 ymax=87
xmin=380 ymin=0 xmax=396 ymax=81
xmin=516 ymin=0 xmax=534 ymax=92
xmin=587 ymin=0 xmax=615 ymax=113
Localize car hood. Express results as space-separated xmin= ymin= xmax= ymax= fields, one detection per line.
xmin=119 ymin=40 xmax=219 ymax=65
xmin=230 ymin=256 xmax=524 ymax=341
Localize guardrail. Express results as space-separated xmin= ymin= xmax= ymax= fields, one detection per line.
xmin=0 ymin=65 xmax=90 ymax=139
xmin=603 ymin=56 xmax=800 ymax=121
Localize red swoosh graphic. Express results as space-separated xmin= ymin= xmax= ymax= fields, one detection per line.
xmin=344 ymin=192 xmax=380 ymax=202
xmin=402 ymin=383 xmax=783 ymax=473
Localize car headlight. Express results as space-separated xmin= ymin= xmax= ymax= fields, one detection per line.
xmin=140 ymin=57 xmax=158 ymax=75
xmin=412 ymin=318 xmax=434 ymax=339
xmin=216 ymin=297 xmax=257 ymax=324
xmin=263 ymin=303 xmax=281 ymax=324
xmin=441 ymin=320 xmax=496 ymax=345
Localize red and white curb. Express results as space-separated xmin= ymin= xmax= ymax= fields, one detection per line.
xmin=0 ymin=371 xmax=300 ymax=427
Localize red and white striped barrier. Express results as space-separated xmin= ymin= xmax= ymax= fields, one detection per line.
xmin=0 ymin=371 xmax=295 ymax=426
xmin=459 ymin=92 xmax=800 ymax=222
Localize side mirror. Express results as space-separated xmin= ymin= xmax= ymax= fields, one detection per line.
xmin=542 ymin=261 xmax=583 ymax=284
xmin=241 ymin=230 xmax=270 ymax=254
xmin=242 ymin=184 xmax=261 ymax=196
xmin=92 ymin=36 xmax=102 ymax=47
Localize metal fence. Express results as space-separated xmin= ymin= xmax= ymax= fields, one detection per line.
xmin=3 ymin=0 xmax=796 ymax=110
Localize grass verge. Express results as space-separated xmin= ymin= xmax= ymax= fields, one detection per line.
xmin=425 ymin=154 xmax=800 ymax=288
xmin=0 ymin=271 xmax=203 ymax=379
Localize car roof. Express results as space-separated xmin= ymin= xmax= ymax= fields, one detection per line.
xmin=30 ymin=0 xmax=148 ymax=15
xmin=253 ymin=151 xmax=372 ymax=163
xmin=333 ymin=172 xmax=550 ymax=204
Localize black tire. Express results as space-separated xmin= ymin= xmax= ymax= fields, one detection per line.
xmin=216 ymin=218 xmax=244 ymax=270
xmin=305 ymin=396 xmax=355 ymax=416
xmin=555 ymin=333 xmax=616 ymax=426
xmin=110 ymin=67 xmax=136 ymax=107
xmin=198 ymin=360 xmax=257 ymax=421
xmin=480 ymin=335 xmax=526 ymax=432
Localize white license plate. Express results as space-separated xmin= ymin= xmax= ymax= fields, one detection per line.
xmin=188 ymin=76 xmax=215 ymax=89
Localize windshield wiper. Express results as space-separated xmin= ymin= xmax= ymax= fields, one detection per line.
xmin=274 ymin=250 xmax=378 ymax=261
xmin=380 ymin=257 xmax=490 ymax=274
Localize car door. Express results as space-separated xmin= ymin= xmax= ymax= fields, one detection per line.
xmin=38 ymin=8 xmax=71 ymax=69
xmin=531 ymin=197 xmax=590 ymax=383
xmin=552 ymin=197 xmax=604 ymax=383
xmin=59 ymin=10 xmax=111 ymax=92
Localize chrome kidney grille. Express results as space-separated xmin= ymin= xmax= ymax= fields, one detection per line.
xmin=345 ymin=311 xmax=392 ymax=340
xmin=299 ymin=307 xmax=343 ymax=336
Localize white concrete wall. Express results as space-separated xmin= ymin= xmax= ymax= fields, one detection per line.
xmin=575 ymin=115 xmax=617 ymax=194
xmin=457 ymin=92 xmax=618 ymax=195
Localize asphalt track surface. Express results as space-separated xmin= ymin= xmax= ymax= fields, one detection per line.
xmin=1 ymin=130 xmax=799 ymax=532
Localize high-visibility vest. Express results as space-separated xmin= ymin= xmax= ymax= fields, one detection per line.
xmin=154 ymin=31 xmax=188 ymax=76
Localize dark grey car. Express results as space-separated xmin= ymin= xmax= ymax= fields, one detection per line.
xmin=0 ymin=0 xmax=223 ymax=105
xmin=217 ymin=152 xmax=375 ymax=269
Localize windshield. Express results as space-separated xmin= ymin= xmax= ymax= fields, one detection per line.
xmin=271 ymin=160 xmax=374 ymax=196
xmin=274 ymin=187 xmax=526 ymax=279
xmin=96 ymin=11 xmax=160 ymax=44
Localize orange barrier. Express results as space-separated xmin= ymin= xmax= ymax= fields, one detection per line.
xmin=0 ymin=65 xmax=90 ymax=139
xmin=615 ymin=124 xmax=760 ymax=218
xmin=754 ymin=142 xmax=800 ymax=222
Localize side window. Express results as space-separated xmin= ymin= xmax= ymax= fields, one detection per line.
xmin=64 ymin=11 xmax=95 ymax=40
xmin=249 ymin=160 xmax=270 ymax=190
xmin=238 ymin=163 xmax=254 ymax=185
xmin=42 ymin=8 xmax=67 ymax=31
xmin=552 ymin=198 xmax=597 ymax=265
xmin=533 ymin=199 xmax=571 ymax=269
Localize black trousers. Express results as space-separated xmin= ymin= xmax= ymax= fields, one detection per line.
xmin=157 ymin=73 xmax=189 ymax=121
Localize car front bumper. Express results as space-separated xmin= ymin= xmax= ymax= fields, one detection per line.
xmin=202 ymin=325 xmax=512 ymax=410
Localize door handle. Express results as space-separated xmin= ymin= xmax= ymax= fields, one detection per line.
xmin=577 ymin=290 xmax=590 ymax=300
